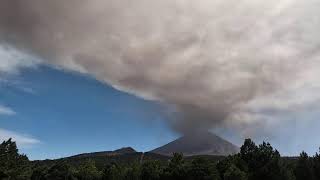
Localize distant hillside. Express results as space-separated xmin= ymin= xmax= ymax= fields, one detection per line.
xmin=150 ymin=132 xmax=239 ymax=156
xmin=32 ymin=146 xmax=227 ymax=169
xmin=32 ymin=133 xmax=238 ymax=169
xmin=68 ymin=147 xmax=137 ymax=159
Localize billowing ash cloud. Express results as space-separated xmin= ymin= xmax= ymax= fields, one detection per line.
xmin=1 ymin=0 xmax=320 ymax=135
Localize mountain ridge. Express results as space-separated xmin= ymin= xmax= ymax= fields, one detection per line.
xmin=150 ymin=132 xmax=239 ymax=156
xmin=68 ymin=147 xmax=137 ymax=159
xmin=46 ymin=132 xmax=238 ymax=161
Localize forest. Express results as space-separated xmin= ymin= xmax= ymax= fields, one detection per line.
xmin=1 ymin=138 xmax=320 ymax=180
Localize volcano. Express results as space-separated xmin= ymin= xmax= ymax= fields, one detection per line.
xmin=150 ymin=132 xmax=239 ymax=156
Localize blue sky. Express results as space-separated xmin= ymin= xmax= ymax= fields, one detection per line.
xmin=0 ymin=66 xmax=178 ymax=160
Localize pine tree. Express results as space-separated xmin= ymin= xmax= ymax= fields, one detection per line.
xmin=295 ymin=151 xmax=315 ymax=180
xmin=0 ymin=138 xmax=31 ymax=179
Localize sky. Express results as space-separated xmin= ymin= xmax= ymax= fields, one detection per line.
xmin=1 ymin=0 xmax=320 ymax=159
xmin=0 ymin=65 xmax=178 ymax=160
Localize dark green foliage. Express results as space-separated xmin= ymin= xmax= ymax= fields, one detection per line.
xmin=30 ymin=165 xmax=49 ymax=180
xmin=217 ymin=155 xmax=247 ymax=180
xmin=218 ymin=139 xmax=295 ymax=180
xmin=240 ymin=140 xmax=287 ymax=180
xmin=123 ymin=163 xmax=141 ymax=180
xmin=313 ymin=149 xmax=320 ymax=179
xmin=102 ymin=162 xmax=124 ymax=180
xmin=140 ymin=161 xmax=162 ymax=180
xmin=2 ymin=138 xmax=320 ymax=180
xmin=223 ymin=165 xmax=247 ymax=180
xmin=162 ymin=153 xmax=186 ymax=180
xmin=76 ymin=160 xmax=102 ymax=180
xmin=45 ymin=161 xmax=77 ymax=180
xmin=0 ymin=138 xmax=31 ymax=179
xmin=0 ymin=170 xmax=9 ymax=179
xmin=294 ymin=151 xmax=315 ymax=180
xmin=187 ymin=157 xmax=219 ymax=180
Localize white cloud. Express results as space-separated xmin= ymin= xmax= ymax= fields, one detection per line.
xmin=0 ymin=105 xmax=16 ymax=116
xmin=0 ymin=128 xmax=40 ymax=148
xmin=0 ymin=45 xmax=40 ymax=93
xmin=0 ymin=45 xmax=40 ymax=78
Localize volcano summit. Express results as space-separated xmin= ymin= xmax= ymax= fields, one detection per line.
xmin=150 ymin=132 xmax=239 ymax=156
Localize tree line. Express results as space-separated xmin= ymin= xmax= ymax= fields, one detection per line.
xmin=1 ymin=138 xmax=320 ymax=180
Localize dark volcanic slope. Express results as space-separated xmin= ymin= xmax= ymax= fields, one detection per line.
xmin=151 ymin=132 xmax=239 ymax=156
xmin=68 ymin=147 xmax=137 ymax=159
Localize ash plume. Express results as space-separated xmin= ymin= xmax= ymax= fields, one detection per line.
xmin=1 ymin=0 xmax=320 ymax=135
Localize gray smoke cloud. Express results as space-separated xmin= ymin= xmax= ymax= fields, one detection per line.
xmin=1 ymin=0 xmax=320 ymax=135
